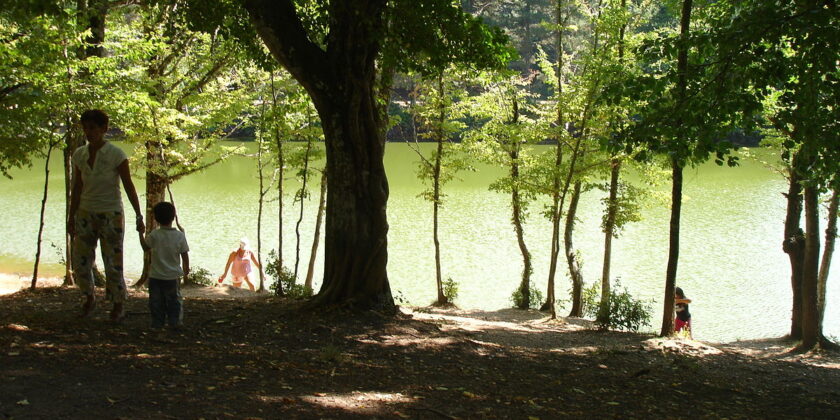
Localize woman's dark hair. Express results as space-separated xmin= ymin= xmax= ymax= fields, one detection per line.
xmin=80 ymin=109 xmax=109 ymax=127
xmin=675 ymin=287 xmax=686 ymax=299
xmin=153 ymin=201 xmax=176 ymax=225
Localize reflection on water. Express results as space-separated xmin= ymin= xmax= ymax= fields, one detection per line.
xmin=0 ymin=142 xmax=837 ymax=342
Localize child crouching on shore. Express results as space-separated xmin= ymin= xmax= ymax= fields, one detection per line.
xmin=139 ymin=202 xmax=189 ymax=329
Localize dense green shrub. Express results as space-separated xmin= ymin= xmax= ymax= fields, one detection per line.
xmin=582 ymin=279 xmax=652 ymax=332
xmin=184 ymin=267 xmax=214 ymax=286
xmin=265 ymin=250 xmax=312 ymax=299
xmin=443 ymin=277 xmax=459 ymax=303
xmin=510 ymin=281 xmax=543 ymax=310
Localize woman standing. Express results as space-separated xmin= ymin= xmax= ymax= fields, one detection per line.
xmin=68 ymin=109 xmax=145 ymax=321
xmin=217 ymin=238 xmax=261 ymax=291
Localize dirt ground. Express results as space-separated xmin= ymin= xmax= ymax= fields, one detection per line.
xmin=1 ymin=282 xmax=839 ymax=419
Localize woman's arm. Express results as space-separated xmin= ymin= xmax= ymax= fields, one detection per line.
xmin=138 ymin=231 xmax=150 ymax=252
xmin=218 ymin=252 xmax=235 ymax=282
xmin=118 ymin=159 xmax=145 ymax=233
xmin=250 ymin=252 xmax=263 ymax=270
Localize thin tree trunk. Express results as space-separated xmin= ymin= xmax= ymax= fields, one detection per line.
xmin=598 ymin=0 xmax=626 ymax=326
xmin=660 ymin=0 xmax=692 ymax=337
xmin=509 ymin=98 xmax=532 ymax=309
xmin=32 ymin=143 xmax=56 ymax=290
xmin=565 ymin=180 xmax=584 ymax=317
xmin=542 ymin=0 xmax=564 ymax=319
xmin=305 ymin=170 xmax=327 ymax=291
xmin=783 ymin=154 xmax=805 ymax=339
xmin=294 ymin=134 xmax=313 ymax=281
xmin=136 ymin=139 xmax=167 ymax=287
xmin=661 ymin=158 xmax=683 ymax=336
xmin=511 ymin=153 xmax=532 ymax=310
xmin=433 ymin=74 xmax=446 ymax=305
xmin=256 ymin=108 xmax=267 ymax=293
xmin=598 ymin=159 xmax=621 ymax=324
xmin=799 ymin=184 xmax=821 ymax=349
xmin=270 ymin=71 xmax=285 ymax=271
xmin=817 ymin=187 xmax=838 ymax=331
xmin=63 ymin=0 xmax=108 ymax=287
xmin=62 ymin=114 xmax=80 ymax=287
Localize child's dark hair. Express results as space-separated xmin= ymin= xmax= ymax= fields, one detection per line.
xmin=675 ymin=287 xmax=686 ymax=299
xmin=153 ymin=201 xmax=176 ymax=225
xmin=80 ymin=109 xmax=109 ymax=127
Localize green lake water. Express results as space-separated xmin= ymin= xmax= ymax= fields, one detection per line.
xmin=1 ymin=142 xmax=837 ymax=343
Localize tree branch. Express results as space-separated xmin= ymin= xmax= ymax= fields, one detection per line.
xmin=243 ymin=0 xmax=329 ymax=96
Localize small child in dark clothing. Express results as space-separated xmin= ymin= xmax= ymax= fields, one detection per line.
xmin=139 ymin=202 xmax=189 ymax=329
xmin=674 ymin=287 xmax=692 ymax=338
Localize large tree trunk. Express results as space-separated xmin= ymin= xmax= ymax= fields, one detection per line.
xmin=565 ymin=181 xmax=584 ymax=317
xmin=32 ymin=143 xmax=56 ymax=290
xmin=799 ymin=184 xmax=821 ymax=349
xmin=598 ymin=159 xmax=621 ymax=324
xmin=312 ymin=95 xmax=392 ymax=310
xmin=246 ymin=0 xmax=394 ymax=311
xmin=304 ymin=170 xmax=327 ymax=292
xmin=783 ymin=155 xmax=805 ymax=339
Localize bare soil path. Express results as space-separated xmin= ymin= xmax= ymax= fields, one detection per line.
xmin=1 ymin=285 xmax=839 ymax=419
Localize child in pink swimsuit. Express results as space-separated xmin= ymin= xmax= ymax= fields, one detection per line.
xmin=217 ymin=238 xmax=262 ymax=291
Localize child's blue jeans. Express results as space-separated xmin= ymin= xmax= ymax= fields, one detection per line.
xmin=148 ymin=278 xmax=182 ymax=328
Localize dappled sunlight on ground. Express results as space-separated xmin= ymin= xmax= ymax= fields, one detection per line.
xmin=3 ymin=286 xmax=840 ymax=418
xmin=716 ymin=337 xmax=840 ymax=369
xmin=0 ymin=274 xmax=25 ymax=295
xmin=293 ymin=391 xmax=416 ymax=415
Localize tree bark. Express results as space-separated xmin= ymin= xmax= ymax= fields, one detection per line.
xmin=245 ymin=0 xmax=394 ymax=311
xmin=542 ymin=0 xmax=564 ymax=319
xmin=294 ymin=134 xmax=314 ymax=281
xmin=433 ymin=74 xmax=447 ymax=305
xmin=661 ymin=158 xmax=683 ymax=336
xmin=799 ymin=184 xmax=821 ymax=349
xmin=63 ymin=0 xmax=109 ymax=286
xmin=565 ymin=181 xmax=584 ymax=317
xmin=305 ymin=170 xmax=327 ymax=292
xmin=511 ymin=147 xmax=532 ymax=310
xmin=598 ymin=159 xmax=621 ymax=324
xmin=783 ymin=154 xmax=805 ymax=339
xmin=270 ymin=71 xmax=285 ymax=271
xmin=256 ymin=120 xmax=267 ymax=293
xmin=817 ymin=187 xmax=838 ymax=332
xmin=32 ymin=143 xmax=56 ymax=290
xmin=660 ymin=0 xmax=691 ymax=337
xmin=598 ymin=0 xmax=626 ymax=326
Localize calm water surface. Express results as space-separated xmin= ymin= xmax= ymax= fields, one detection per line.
xmin=1 ymin=142 xmax=837 ymax=342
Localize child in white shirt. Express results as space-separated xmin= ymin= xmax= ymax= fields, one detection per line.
xmin=139 ymin=202 xmax=190 ymax=329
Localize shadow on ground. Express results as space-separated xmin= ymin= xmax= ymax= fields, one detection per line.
xmin=1 ymin=287 xmax=839 ymax=419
